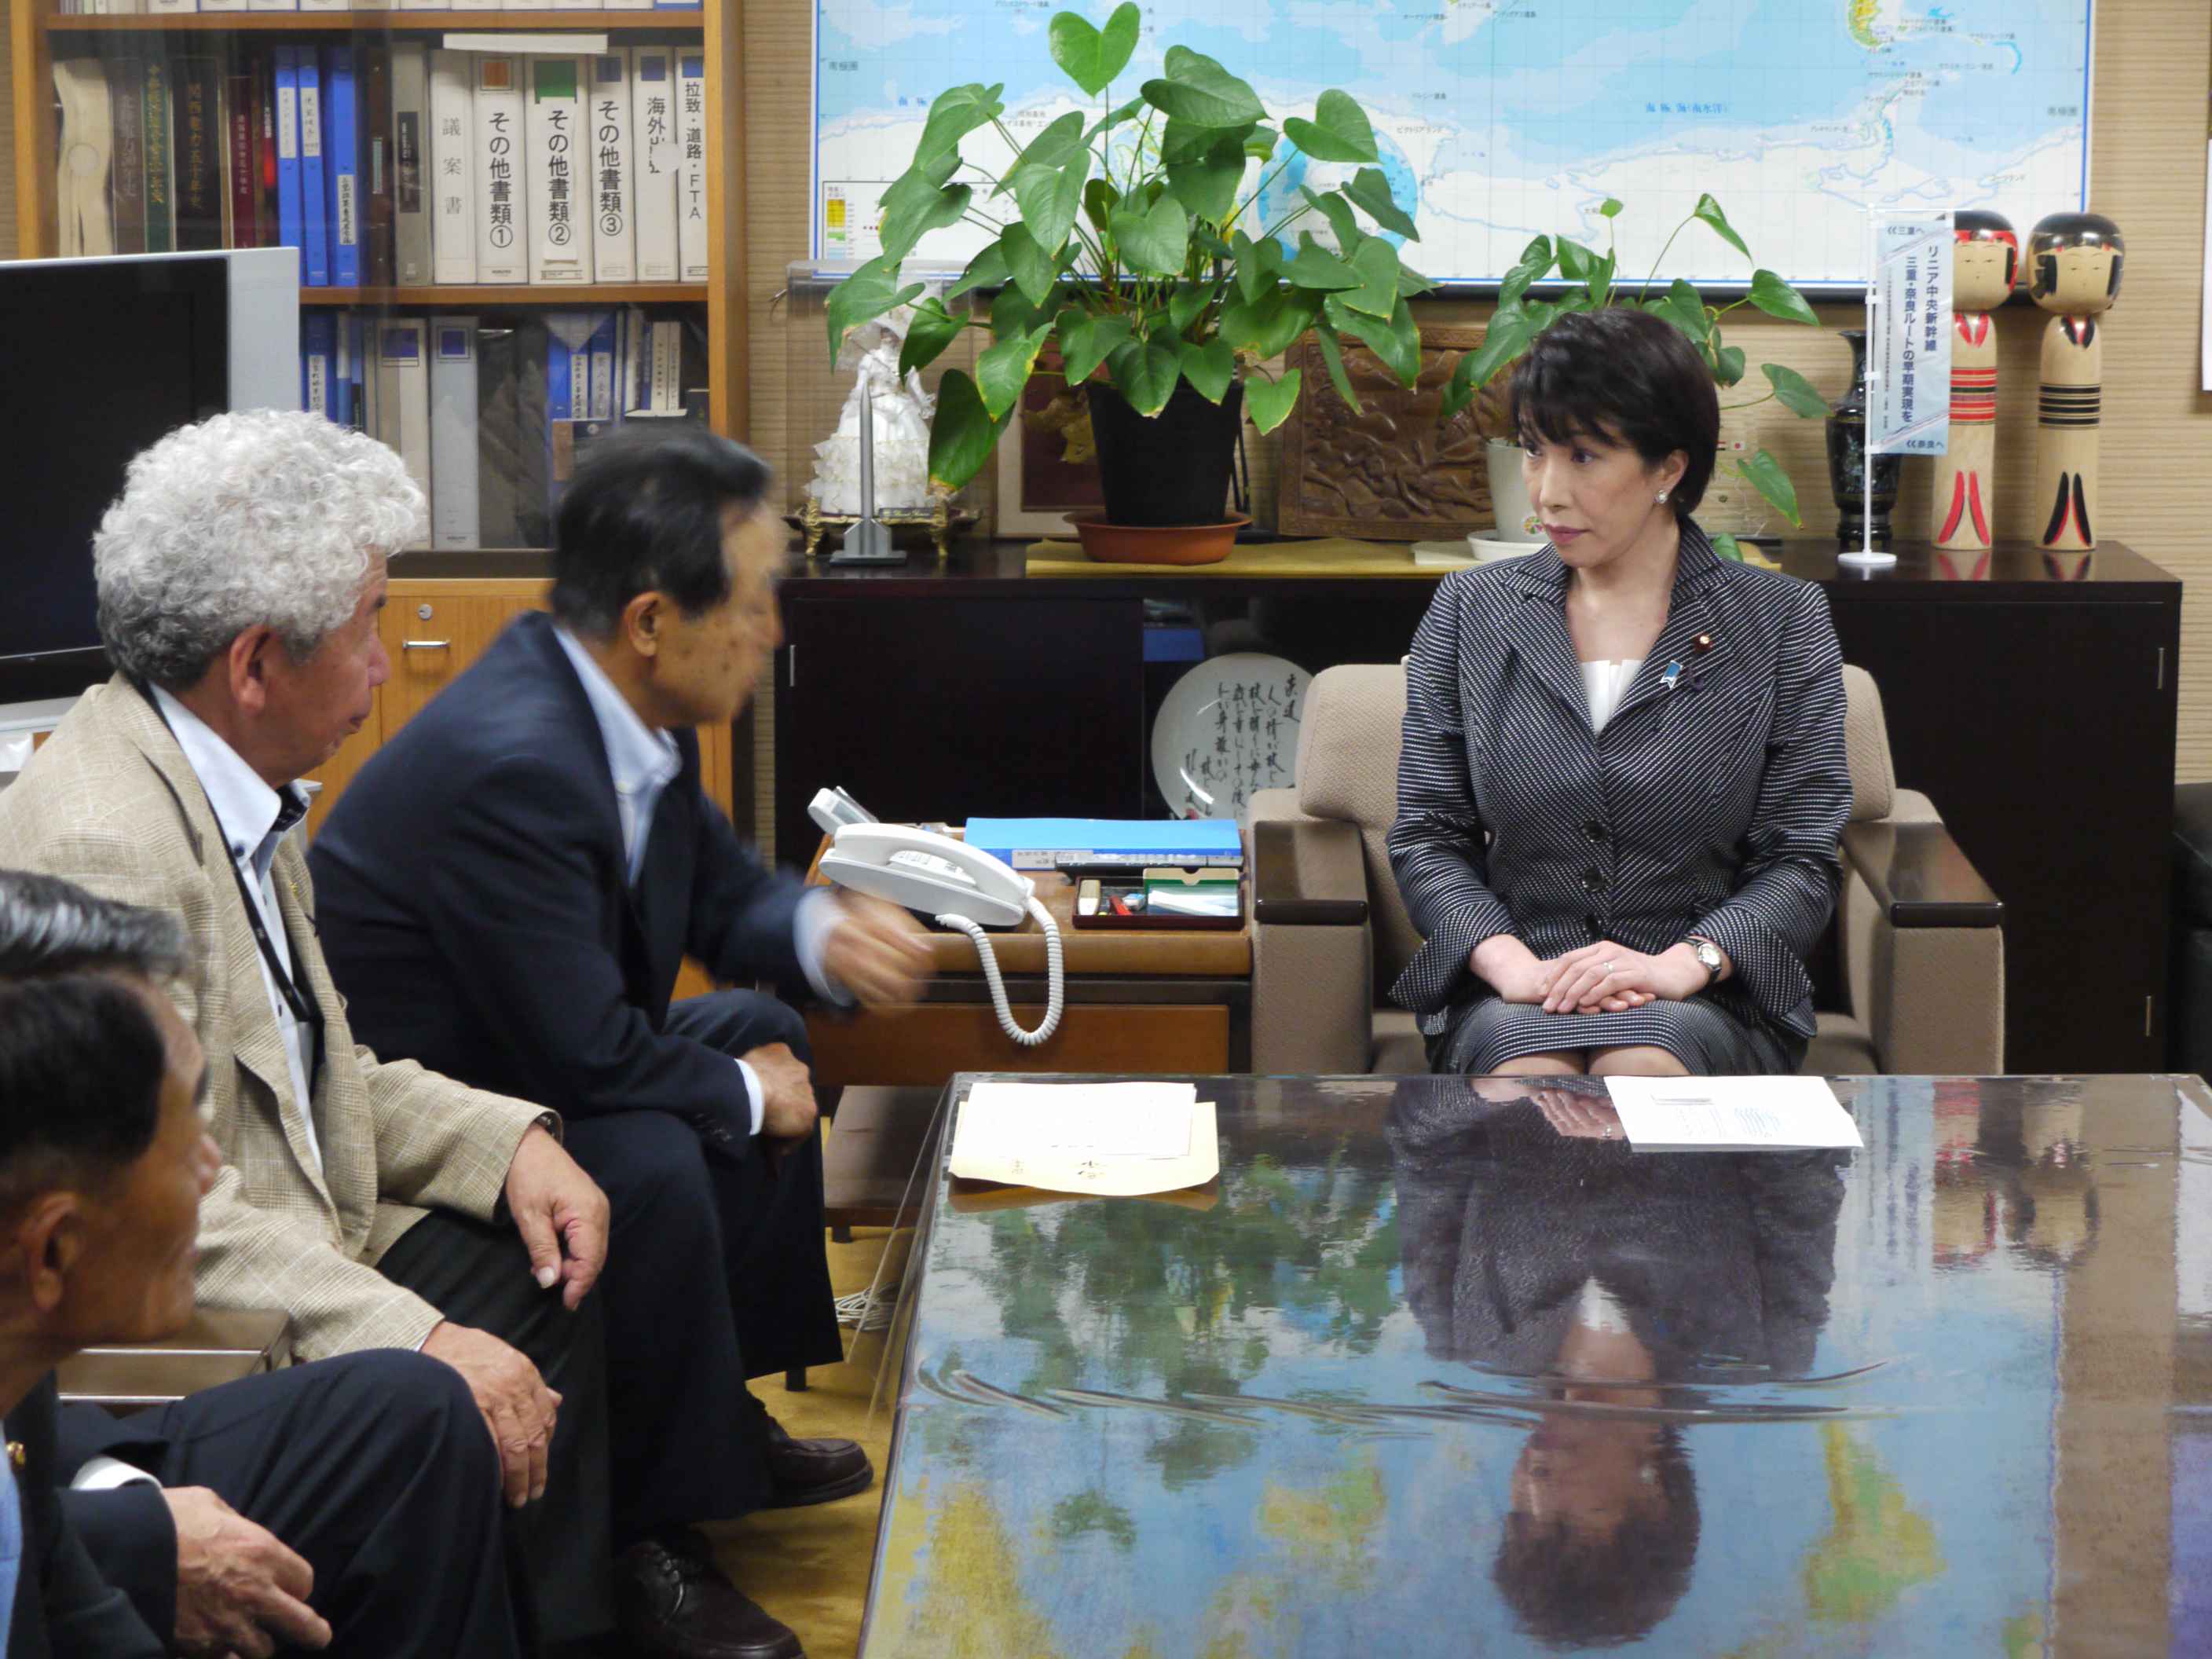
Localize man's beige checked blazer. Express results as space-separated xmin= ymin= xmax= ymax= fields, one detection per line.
xmin=0 ymin=677 xmax=549 ymax=1359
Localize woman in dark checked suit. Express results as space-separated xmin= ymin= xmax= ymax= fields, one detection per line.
xmin=1390 ymin=308 xmax=1851 ymax=1079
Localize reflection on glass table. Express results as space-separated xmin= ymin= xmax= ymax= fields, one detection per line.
xmin=861 ymin=1072 xmax=2212 ymax=1657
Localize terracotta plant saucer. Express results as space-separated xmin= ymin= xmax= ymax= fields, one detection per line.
xmin=1070 ymin=514 xmax=1251 ymax=566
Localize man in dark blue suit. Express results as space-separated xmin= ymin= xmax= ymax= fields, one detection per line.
xmin=309 ymin=428 xmax=931 ymax=1659
xmin=0 ymin=870 xmax=527 ymax=1659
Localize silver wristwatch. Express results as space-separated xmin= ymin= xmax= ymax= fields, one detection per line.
xmin=1687 ymin=938 xmax=1724 ymax=984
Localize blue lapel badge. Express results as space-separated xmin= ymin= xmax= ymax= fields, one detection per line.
xmin=1660 ymin=661 xmax=1684 ymax=691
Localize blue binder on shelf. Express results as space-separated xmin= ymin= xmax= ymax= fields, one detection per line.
xmin=343 ymin=314 xmax=365 ymax=427
xmin=961 ymin=818 xmax=1244 ymax=872
xmin=324 ymin=46 xmax=360 ymax=288
xmin=273 ymin=48 xmax=303 ymax=279
xmin=298 ymin=51 xmax=329 ymax=287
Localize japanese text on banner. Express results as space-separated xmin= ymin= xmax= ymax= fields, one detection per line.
xmin=1869 ymin=211 xmax=1954 ymax=456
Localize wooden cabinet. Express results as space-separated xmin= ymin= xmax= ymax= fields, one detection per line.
xmin=379 ymin=581 xmax=551 ymax=737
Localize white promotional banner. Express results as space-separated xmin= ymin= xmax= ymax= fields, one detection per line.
xmin=1866 ymin=211 xmax=1955 ymax=456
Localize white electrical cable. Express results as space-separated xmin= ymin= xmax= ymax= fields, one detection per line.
xmin=935 ymin=895 xmax=1064 ymax=1046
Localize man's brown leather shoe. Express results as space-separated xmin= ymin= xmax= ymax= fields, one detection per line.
xmin=613 ymin=1533 xmax=803 ymax=1659
xmin=760 ymin=1411 xmax=874 ymax=1508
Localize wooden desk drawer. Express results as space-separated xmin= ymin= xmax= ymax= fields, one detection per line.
xmin=808 ymin=1004 xmax=1229 ymax=1086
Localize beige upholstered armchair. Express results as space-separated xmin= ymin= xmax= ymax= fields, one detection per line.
xmin=1247 ymin=664 xmax=2004 ymax=1077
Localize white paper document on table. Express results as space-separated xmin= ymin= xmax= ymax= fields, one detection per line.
xmin=1603 ymin=1075 xmax=1863 ymax=1152
xmin=949 ymin=1081 xmax=1221 ymax=1196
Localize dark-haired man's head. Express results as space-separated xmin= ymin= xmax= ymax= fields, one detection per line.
xmin=0 ymin=873 xmax=218 ymax=1400
xmin=549 ymin=429 xmax=786 ymax=731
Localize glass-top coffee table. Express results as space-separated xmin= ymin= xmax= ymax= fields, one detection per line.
xmin=859 ymin=1072 xmax=2212 ymax=1656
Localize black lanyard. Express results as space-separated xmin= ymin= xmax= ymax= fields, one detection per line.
xmin=138 ymin=683 xmax=326 ymax=1092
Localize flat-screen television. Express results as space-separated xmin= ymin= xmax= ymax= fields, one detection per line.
xmin=0 ymin=247 xmax=298 ymax=703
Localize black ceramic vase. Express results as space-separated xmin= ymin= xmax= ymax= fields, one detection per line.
xmin=1826 ymin=328 xmax=1902 ymax=546
xmin=1086 ymin=377 xmax=1244 ymax=527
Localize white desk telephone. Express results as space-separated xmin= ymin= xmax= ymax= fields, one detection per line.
xmin=813 ymin=800 xmax=1064 ymax=1046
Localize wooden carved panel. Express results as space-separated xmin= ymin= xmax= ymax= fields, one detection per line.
xmin=1277 ymin=324 xmax=1491 ymax=540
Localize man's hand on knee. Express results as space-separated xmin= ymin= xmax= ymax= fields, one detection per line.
xmin=503 ymin=1123 xmax=610 ymax=1309
xmin=421 ymin=1321 xmax=562 ymax=1509
xmin=163 ymin=1486 xmax=332 ymax=1657
xmin=743 ymin=1042 xmax=819 ymax=1142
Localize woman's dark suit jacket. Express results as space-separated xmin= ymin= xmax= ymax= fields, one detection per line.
xmin=1386 ymin=522 xmax=1850 ymax=1062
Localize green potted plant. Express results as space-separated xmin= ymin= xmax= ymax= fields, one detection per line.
xmin=823 ymin=2 xmax=1430 ymax=555
xmin=1439 ymin=196 xmax=1833 ymax=562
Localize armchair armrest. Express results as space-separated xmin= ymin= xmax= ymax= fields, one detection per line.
xmin=1252 ymin=819 xmax=1368 ymax=926
xmin=1839 ymin=820 xmax=2001 ymax=929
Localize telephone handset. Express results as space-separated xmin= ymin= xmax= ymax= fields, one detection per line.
xmin=816 ymin=816 xmax=1064 ymax=1047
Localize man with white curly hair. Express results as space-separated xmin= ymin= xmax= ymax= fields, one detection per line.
xmin=0 ymin=408 xmax=624 ymax=1647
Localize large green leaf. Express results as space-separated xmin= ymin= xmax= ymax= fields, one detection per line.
xmin=1108 ymin=195 xmax=1189 ymax=277
xmin=1243 ymin=367 xmax=1302 ymax=434
xmin=1583 ymin=248 xmax=1617 ymax=308
xmin=1763 ymin=361 xmax=1830 ymax=419
xmin=1324 ymin=291 xmax=1420 ymax=386
xmin=915 ymin=84 xmax=1004 ymax=166
xmin=1711 ymin=531 xmax=1745 ymax=562
xmin=1497 ymin=235 xmax=1553 ymax=309
xmin=1165 ymin=129 xmax=1248 ymax=225
xmin=1244 ymin=125 xmax=1280 ymax=163
xmin=998 ymin=112 xmax=1088 ymax=193
xmin=1083 ymin=176 xmax=1122 ymax=235
xmin=1141 ymin=46 xmax=1264 ymax=128
xmin=1313 ymin=328 xmax=1360 ymax=414
xmin=1107 ymin=335 xmax=1182 ymax=415
xmin=1049 ymin=2 xmax=1140 ymax=97
xmin=1167 ymin=282 xmax=1214 ymax=335
xmin=1339 ymin=236 xmax=1400 ymax=320
xmin=1694 ymin=192 xmax=1750 ymax=260
xmin=1177 ymin=338 xmax=1236 ymax=403
xmin=1281 ymin=233 xmax=1361 ymax=291
xmin=1056 ymin=309 xmax=1133 ymax=386
xmin=1736 ymin=448 xmax=1801 ymax=527
xmin=1231 ymin=230 xmax=1281 ymax=304
xmin=999 ymin=223 xmax=1060 ymax=306
xmin=1299 ymin=186 xmax=1364 ymax=255
xmin=876 ymin=153 xmax=968 ymax=263
xmin=991 ymin=280 xmax=1053 ymax=339
xmin=1747 ymin=268 xmax=1818 ymax=327
xmin=1555 ymin=236 xmax=1598 ymax=285
xmin=1162 ymin=117 xmax=1245 ymax=163
xmin=1646 ymin=277 xmax=1711 ymax=346
xmin=1217 ymin=286 xmax=1320 ymax=358
xmin=977 ymin=321 xmax=1056 ymax=419
xmin=948 ymin=240 xmax=1009 ymax=301
xmin=1438 ymin=306 xmax=1538 ymax=419
xmin=1396 ymin=261 xmax=1436 ymax=298
xmin=927 ymin=369 xmax=1008 ymax=491
xmin=1013 ymin=160 xmax=1087 ymax=255
xmin=826 ymin=255 xmax=925 ymax=359
xmin=1599 ymin=197 xmax=1624 ymax=218
xmin=1283 ymin=89 xmax=1377 ymax=163
xmin=1713 ymin=342 xmax=1746 ymax=386
xmin=1343 ymin=167 xmax=1418 ymax=242
xmin=899 ymin=296 xmax=966 ymax=377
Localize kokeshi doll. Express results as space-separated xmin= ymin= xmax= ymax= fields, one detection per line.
xmin=2029 ymin=211 xmax=2124 ymax=551
xmin=1932 ymin=211 xmax=2017 ymax=554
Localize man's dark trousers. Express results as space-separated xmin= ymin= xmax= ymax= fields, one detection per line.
xmin=558 ymin=987 xmax=845 ymax=1536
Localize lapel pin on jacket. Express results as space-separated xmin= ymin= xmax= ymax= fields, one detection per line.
xmin=1693 ymin=632 xmax=1715 ymax=655
xmin=1660 ymin=661 xmax=1685 ymax=691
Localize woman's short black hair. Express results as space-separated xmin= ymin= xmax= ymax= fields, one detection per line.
xmin=1507 ymin=308 xmax=1720 ymax=518
xmin=0 ymin=872 xmax=189 ymax=1219
xmin=550 ymin=427 xmax=776 ymax=639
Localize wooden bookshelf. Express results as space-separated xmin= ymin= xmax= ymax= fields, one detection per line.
xmin=44 ymin=12 xmax=702 ymax=31
xmin=11 ymin=0 xmax=749 ymax=441
xmin=302 ymin=282 xmax=707 ymax=305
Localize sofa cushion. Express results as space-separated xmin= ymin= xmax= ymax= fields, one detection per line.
xmin=1805 ymin=1010 xmax=1880 ymax=1076
xmin=1369 ymin=1009 xmax=1428 ymax=1075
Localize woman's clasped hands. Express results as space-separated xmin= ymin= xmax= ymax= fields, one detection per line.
xmin=1472 ymin=935 xmax=1713 ymax=1015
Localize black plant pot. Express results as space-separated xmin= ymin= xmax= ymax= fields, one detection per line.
xmin=1826 ymin=328 xmax=1902 ymax=546
xmin=1085 ymin=376 xmax=1245 ymax=527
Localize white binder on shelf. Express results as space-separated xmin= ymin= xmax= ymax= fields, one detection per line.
xmin=525 ymin=56 xmax=592 ymax=285
xmin=428 ymin=49 xmax=477 ymax=284
xmin=471 ymin=54 xmax=528 ymax=284
xmin=674 ymin=49 xmax=707 ymax=282
xmin=377 ymin=319 xmax=434 ymax=529
xmin=586 ymin=51 xmax=636 ymax=284
xmin=429 ymin=318 xmax=482 ymax=551
xmin=628 ymin=48 xmax=678 ymax=281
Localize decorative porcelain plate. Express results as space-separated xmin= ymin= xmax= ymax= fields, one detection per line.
xmin=1151 ymin=653 xmax=1313 ymax=821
